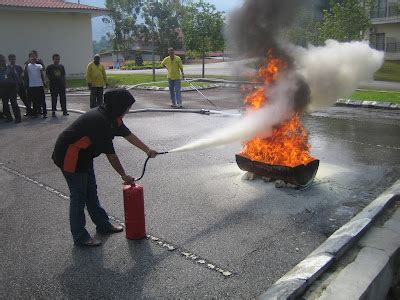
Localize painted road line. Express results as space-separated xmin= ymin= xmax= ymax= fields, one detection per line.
xmin=0 ymin=162 xmax=235 ymax=278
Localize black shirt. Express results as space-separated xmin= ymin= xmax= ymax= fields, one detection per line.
xmin=46 ymin=64 xmax=66 ymax=87
xmin=0 ymin=65 xmax=18 ymax=88
xmin=52 ymin=108 xmax=131 ymax=173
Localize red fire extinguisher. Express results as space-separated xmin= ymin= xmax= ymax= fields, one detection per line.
xmin=123 ymin=183 xmax=146 ymax=240
xmin=122 ymin=152 xmax=168 ymax=240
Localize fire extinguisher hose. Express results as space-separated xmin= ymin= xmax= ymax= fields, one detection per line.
xmin=134 ymin=151 xmax=169 ymax=182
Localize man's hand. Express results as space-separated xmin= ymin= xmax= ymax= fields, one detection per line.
xmin=147 ymin=149 xmax=158 ymax=158
xmin=122 ymin=174 xmax=135 ymax=184
xmin=105 ymin=83 xmax=109 ymax=89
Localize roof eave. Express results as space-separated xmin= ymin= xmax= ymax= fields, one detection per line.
xmin=0 ymin=6 xmax=109 ymax=17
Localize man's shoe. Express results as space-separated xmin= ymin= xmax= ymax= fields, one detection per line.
xmin=43 ymin=114 xmax=47 ymax=119
xmin=78 ymin=237 xmax=102 ymax=247
xmin=98 ymin=224 xmax=124 ymax=234
xmin=178 ymin=106 xmax=183 ymax=109
xmin=52 ymin=111 xmax=56 ymax=117
xmin=111 ymin=224 xmax=123 ymax=232
xmin=14 ymin=119 xmax=21 ymax=124
xmin=63 ymin=112 xmax=69 ymax=116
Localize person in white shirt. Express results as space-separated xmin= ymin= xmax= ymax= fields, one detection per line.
xmin=25 ymin=52 xmax=47 ymax=118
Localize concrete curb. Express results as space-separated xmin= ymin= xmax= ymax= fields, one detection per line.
xmin=16 ymin=105 xmax=241 ymax=117
xmin=312 ymin=209 xmax=400 ymax=299
xmin=258 ymin=180 xmax=400 ymax=300
xmin=131 ymin=83 xmax=221 ymax=92
xmin=336 ymin=99 xmax=400 ymax=110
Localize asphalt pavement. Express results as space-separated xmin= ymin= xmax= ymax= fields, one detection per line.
xmin=1 ymin=88 xmax=399 ymax=298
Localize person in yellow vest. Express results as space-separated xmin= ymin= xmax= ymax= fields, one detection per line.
xmin=162 ymin=48 xmax=185 ymax=108
xmin=86 ymin=54 xmax=108 ymax=108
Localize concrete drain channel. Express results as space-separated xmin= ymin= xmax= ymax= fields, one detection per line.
xmin=0 ymin=162 xmax=234 ymax=278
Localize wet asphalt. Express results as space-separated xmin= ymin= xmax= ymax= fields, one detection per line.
xmin=0 ymin=87 xmax=399 ymax=298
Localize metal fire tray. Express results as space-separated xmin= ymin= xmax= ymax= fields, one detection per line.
xmin=236 ymin=154 xmax=319 ymax=189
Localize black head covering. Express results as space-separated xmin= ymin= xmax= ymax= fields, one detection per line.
xmin=100 ymin=88 xmax=135 ymax=118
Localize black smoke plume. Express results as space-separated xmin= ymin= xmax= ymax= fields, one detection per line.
xmin=228 ymin=0 xmax=311 ymax=111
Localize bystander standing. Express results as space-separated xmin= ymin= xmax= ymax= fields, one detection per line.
xmin=8 ymin=54 xmax=33 ymax=117
xmin=162 ymin=48 xmax=185 ymax=108
xmin=46 ymin=54 xmax=68 ymax=117
xmin=86 ymin=54 xmax=108 ymax=108
xmin=25 ymin=51 xmax=47 ymax=118
xmin=0 ymin=54 xmax=21 ymax=123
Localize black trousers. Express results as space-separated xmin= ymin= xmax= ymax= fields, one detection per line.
xmin=18 ymin=82 xmax=33 ymax=115
xmin=50 ymin=84 xmax=67 ymax=113
xmin=28 ymin=86 xmax=47 ymax=116
xmin=0 ymin=86 xmax=21 ymax=121
xmin=90 ymin=87 xmax=103 ymax=108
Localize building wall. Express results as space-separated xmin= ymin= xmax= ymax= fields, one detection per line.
xmin=369 ymin=0 xmax=400 ymax=59
xmin=373 ymin=23 xmax=400 ymax=40
xmin=0 ymin=10 xmax=94 ymax=77
xmin=371 ymin=23 xmax=400 ymax=59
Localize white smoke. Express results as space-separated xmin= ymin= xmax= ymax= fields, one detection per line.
xmin=169 ymin=41 xmax=384 ymax=153
xmin=169 ymin=73 xmax=298 ymax=153
xmin=291 ymin=40 xmax=384 ymax=110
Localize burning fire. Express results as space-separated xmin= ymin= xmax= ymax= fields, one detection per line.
xmin=240 ymin=52 xmax=315 ymax=167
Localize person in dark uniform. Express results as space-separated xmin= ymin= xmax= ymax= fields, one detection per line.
xmin=8 ymin=54 xmax=33 ymax=117
xmin=46 ymin=54 xmax=68 ymax=117
xmin=52 ymin=89 xmax=158 ymax=247
xmin=0 ymin=54 xmax=21 ymax=123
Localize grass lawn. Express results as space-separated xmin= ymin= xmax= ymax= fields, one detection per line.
xmin=374 ymin=60 xmax=400 ymax=82
xmin=351 ymin=89 xmax=400 ymax=104
xmin=66 ymin=74 xmax=237 ymax=88
xmin=67 ymin=74 xmax=169 ymax=88
xmin=67 ymin=78 xmax=88 ymax=88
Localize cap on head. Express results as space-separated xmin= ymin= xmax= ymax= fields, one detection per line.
xmin=102 ymin=88 xmax=135 ymax=118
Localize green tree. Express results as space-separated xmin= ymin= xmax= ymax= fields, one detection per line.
xmin=182 ymin=0 xmax=225 ymax=77
xmin=318 ymin=0 xmax=371 ymax=43
xmin=142 ymin=0 xmax=183 ymax=58
xmin=284 ymin=7 xmax=321 ymax=46
xmin=103 ymin=0 xmax=143 ymax=60
xmin=93 ymin=36 xmax=112 ymax=55
xmin=284 ymin=0 xmax=343 ymax=46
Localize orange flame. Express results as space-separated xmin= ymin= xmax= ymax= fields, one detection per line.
xmin=240 ymin=52 xmax=315 ymax=167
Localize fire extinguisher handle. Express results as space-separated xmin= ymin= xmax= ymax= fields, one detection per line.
xmin=133 ymin=151 xmax=168 ymax=182
xmin=134 ymin=156 xmax=150 ymax=182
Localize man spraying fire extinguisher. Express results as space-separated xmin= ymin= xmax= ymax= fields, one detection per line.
xmin=52 ymin=88 xmax=158 ymax=247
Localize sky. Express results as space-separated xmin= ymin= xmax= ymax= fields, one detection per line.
xmin=74 ymin=0 xmax=243 ymax=41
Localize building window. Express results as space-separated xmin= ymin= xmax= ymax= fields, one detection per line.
xmin=371 ymin=0 xmax=388 ymax=18
xmin=370 ymin=33 xmax=386 ymax=50
xmin=388 ymin=1 xmax=400 ymax=17
xmin=386 ymin=37 xmax=399 ymax=52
